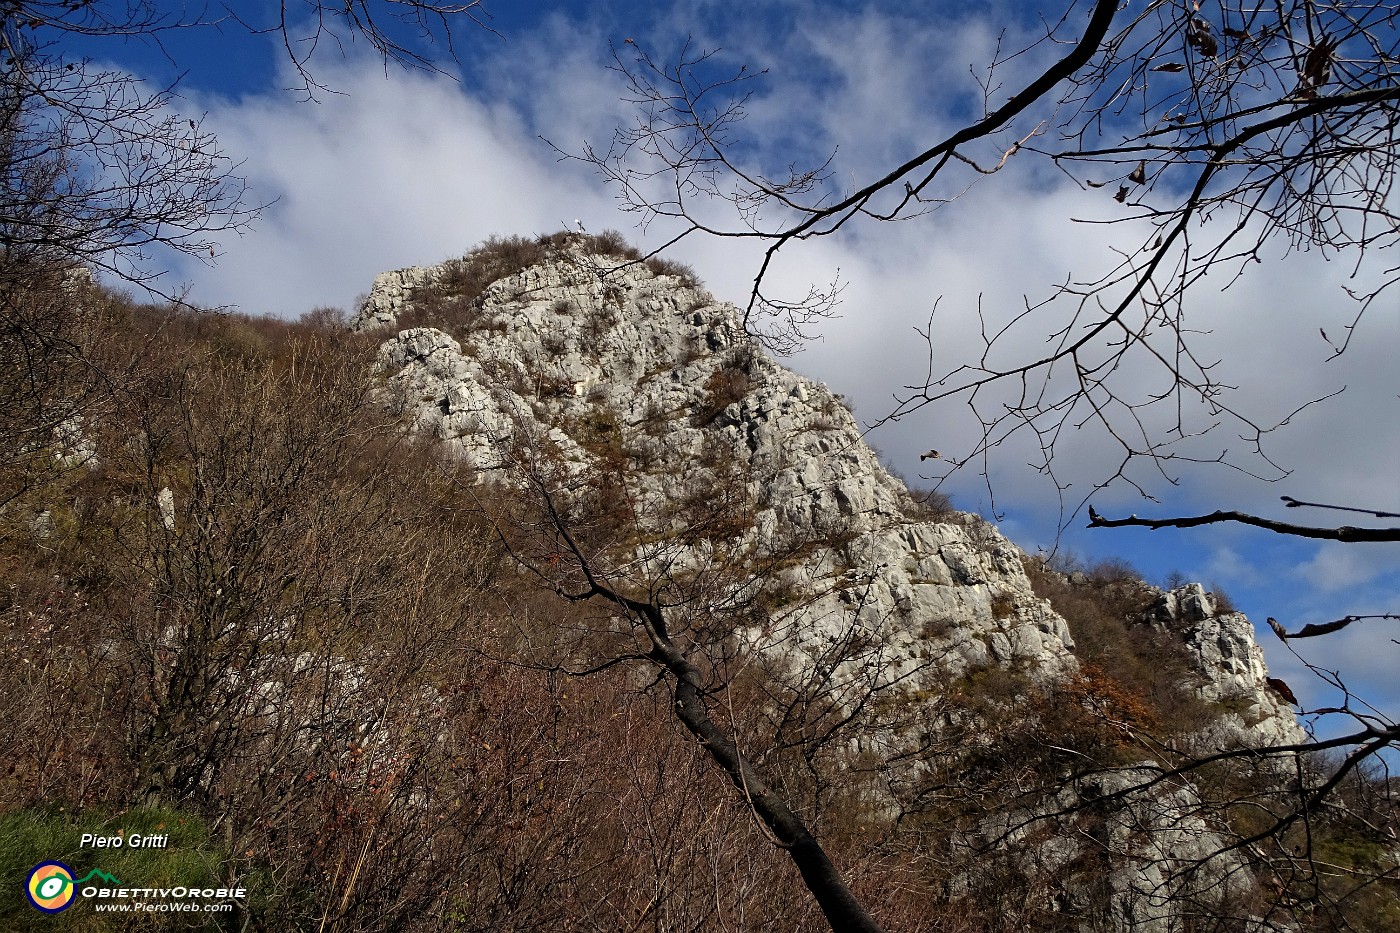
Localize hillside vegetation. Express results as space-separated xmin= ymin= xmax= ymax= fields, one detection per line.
xmin=1 ymin=236 xmax=1395 ymax=931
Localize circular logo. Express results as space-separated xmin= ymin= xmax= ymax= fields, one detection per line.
xmin=26 ymin=861 xmax=76 ymax=913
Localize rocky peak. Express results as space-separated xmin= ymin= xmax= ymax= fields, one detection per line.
xmin=360 ymin=237 xmax=1305 ymax=739
xmin=362 ymin=237 xmax=1078 ymax=693
xmin=358 ymin=234 xmax=1311 ymax=931
xmin=1141 ymin=583 xmax=1307 ymax=750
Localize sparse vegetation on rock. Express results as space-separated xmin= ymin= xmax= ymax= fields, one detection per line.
xmin=1 ymin=235 xmax=1393 ymax=931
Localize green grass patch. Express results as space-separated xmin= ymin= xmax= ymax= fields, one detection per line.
xmin=0 ymin=805 xmax=231 ymax=931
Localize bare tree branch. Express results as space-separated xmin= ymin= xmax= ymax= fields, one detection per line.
xmin=1085 ymin=503 xmax=1400 ymax=542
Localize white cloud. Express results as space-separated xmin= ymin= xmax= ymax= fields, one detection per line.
xmin=1294 ymin=541 xmax=1400 ymax=593
xmin=568 ymin=5 xmax=1400 ymax=533
xmin=145 ymin=5 xmax=1392 ymax=528
xmin=1191 ymin=544 xmax=1269 ymax=590
xmin=1266 ymin=619 xmax=1400 ymax=722
xmin=150 ymin=8 xmax=1393 ymax=627
xmin=169 ymin=53 xmax=623 ymax=318
xmin=766 ymin=165 xmax=1397 ymax=530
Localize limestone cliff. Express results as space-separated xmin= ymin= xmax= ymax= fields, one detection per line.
xmin=354 ymin=235 xmax=1308 ymax=931
xmin=1141 ymin=582 xmax=1308 ymax=751
xmin=359 ymin=240 xmax=1078 ymax=692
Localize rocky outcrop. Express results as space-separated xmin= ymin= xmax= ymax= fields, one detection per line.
xmin=1141 ymin=583 xmax=1308 ymax=751
xmin=353 ymin=265 xmax=442 ymax=332
xmin=358 ymin=237 xmax=1309 ymax=932
xmin=363 ymin=242 xmax=1078 ymax=696
xmin=978 ymin=765 xmax=1300 ymax=933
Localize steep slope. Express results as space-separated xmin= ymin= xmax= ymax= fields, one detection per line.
xmin=359 ymin=237 xmax=1079 ymax=689
xmin=1142 ymin=582 xmax=1307 ymax=750
xmin=355 ymin=233 xmax=1311 ymax=931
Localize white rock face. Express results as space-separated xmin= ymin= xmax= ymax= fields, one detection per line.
xmin=359 ymin=239 xmax=1308 ymax=931
xmin=353 ymin=266 xmax=441 ymax=331
xmin=1142 ymin=584 xmax=1308 ymax=750
xmin=53 ymin=414 xmax=98 ymax=468
xmin=362 ymin=240 xmax=1304 ymax=738
xmin=366 ymin=243 xmax=1078 ymax=702
xmin=982 ymin=766 xmax=1300 ymax=933
xmin=156 ymin=486 xmax=175 ymax=532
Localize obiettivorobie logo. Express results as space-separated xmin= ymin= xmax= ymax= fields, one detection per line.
xmin=25 ymin=862 xmax=122 ymax=914
xmin=23 ymin=861 xmax=246 ymax=916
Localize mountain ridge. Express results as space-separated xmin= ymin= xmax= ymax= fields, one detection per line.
xmin=4 ymin=234 xmax=1383 ymax=932
xmin=356 ymin=232 xmax=1305 ymax=742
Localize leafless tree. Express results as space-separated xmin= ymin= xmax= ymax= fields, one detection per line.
xmin=1 ymin=32 xmax=249 ymax=289
xmin=0 ymin=0 xmax=496 ymax=520
xmin=0 ymin=0 xmax=492 ymax=539
xmin=574 ymin=3 xmax=1400 ymax=925
xmin=23 ymin=319 xmax=583 ymax=931
xmin=0 ymin=265 xmax=105 ymax=511
xmin=1088 ymin=495 xmax=1399 ymax=785
xmin=472 ymin=414 xmax=964 ymax=933
xmin=574 ymin=1 xmax=1398 ymax=497
xmin=6 ymin=304 xmax=820 ymax=931
xmin=2 ymin=1 xmax=491 ymax=289
xmin=2 ymin=2 xmax=491 ymax=88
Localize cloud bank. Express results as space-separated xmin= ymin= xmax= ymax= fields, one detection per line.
xmin=149 ymin=6 xmax=1395 ymax=720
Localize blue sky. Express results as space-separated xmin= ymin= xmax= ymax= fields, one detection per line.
xmin=52 ymin=1 xmax=1400 ymax=734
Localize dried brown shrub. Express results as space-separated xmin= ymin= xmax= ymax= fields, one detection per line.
xmin=644 ymin=254 xmax=699 ymax=287
xmin=581 ymin=228 xmax=640 ymax=259
xmin=901 ymin=486 xmax=957 ymax=521
xmin=1024 ymin=555 xmax=1211 ymax=737
xmin=692 ymin=366 xmax=751 ymax=426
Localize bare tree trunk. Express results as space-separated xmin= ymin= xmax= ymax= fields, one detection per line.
xmin=614 ymin=588 xmax=888 ymax=933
